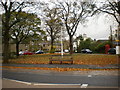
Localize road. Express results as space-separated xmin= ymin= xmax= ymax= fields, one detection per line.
xmin=2 ymin=68 xmax=119 ymax=88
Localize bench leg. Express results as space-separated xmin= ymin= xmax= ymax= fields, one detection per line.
xmin=60 ymin=61 xmax=62 ymax=64
xmin=49 ymin=61 xmax=52 ymax=64
xmin=71 ymin=61 xmax=73 ymax=64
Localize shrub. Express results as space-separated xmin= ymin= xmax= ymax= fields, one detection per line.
xmin=95 ymin=41 xmax=112 ymax=53
xmin=9 ymin=52 xmax=17 ymax=59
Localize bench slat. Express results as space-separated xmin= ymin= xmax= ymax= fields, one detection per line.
xmin=49 ymin=55 xmax=73 ymax=64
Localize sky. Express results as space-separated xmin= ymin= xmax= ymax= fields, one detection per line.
xmin=76 ymin=13 xmax=118 ymax=40
xmin=0 ymin=0 xmax=118 ymax=40
xmin=37 ymin=0 xmax=118 ymax=40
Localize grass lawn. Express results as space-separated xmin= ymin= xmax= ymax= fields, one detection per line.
xmin=8 ymin=53 xmax=119 ymax=66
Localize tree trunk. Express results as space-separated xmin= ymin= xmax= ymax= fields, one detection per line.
xmin=50 ymin=38 xmax=54 ymax=53
xmin=2 ymin=11 xmax=11 ymax=63
xmin=16 ymin=42 xmax=19 ymax=57
xmin=118 ymin=24 xmax=120 ymax=41
xmin=69 ymin=36 xmax=73 ymax=54
xmin=3 ymin=29 xmax=10 ymax=63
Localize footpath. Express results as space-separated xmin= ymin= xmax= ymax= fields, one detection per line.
xmin=2 ymin=79 xmax=119 ymax=88
xmin=1 ymin=64 xmax=119 ymax=88
xmin=2 ymin=63 xmax=119 ymax=69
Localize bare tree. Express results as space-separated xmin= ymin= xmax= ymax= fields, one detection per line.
xmin=56 ymin=0 xmax=93 ymax=54
xmin=42 ymin=4 xmax=63 ymax=53
xmin=93 ymin=0 xmax=120 ymax=48
xmin=94 ymin=0 xmax=120 ymax=25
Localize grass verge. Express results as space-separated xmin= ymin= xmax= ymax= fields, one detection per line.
xmin=8 ymin=54 xmax=118 ymax=66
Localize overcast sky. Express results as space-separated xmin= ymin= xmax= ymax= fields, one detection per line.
xmin=0 ymin=0 xmax=118 ymax=40
xmin=37 ymin=0 xmax=118 ymax=40
xmin=76 ymin=13 xmax=118 ymax=40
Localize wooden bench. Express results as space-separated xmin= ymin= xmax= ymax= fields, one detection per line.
xmin=49 ymin=55 xmax=73 ymax=64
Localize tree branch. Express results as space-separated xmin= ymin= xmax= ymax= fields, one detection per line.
xmin=98 ymin=8 xmax=115 ymax=16
xmin=12 ymin=2 xmax=24 ymax=12
xmin=108 ymin=1 xmax=118 ymax=13
xmin=1 ymin=1 xmax=7 ymax=12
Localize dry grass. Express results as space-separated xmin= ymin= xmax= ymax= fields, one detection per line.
xmin=73 ymin=54 xmax=118 ymax=66
xmin=8 ymin=54 xmax=119 ymax=65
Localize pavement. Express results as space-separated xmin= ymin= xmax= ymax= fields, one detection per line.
xmin=1 ymin=63 xmax=119 ymax=88
xmin=2 ymin=63 xmax=119 ymax=69
xmin=2 ymin=78 xmax=81 ymax=88
xmin=1 ymin=66 xmax=119 ymax=88
xmin=2 ymin=78 xmax=119 ymax=88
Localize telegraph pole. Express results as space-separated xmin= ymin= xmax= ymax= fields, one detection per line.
xmin=116 ymin=25 xmax=120 ymax=54
xmin=110 ymin=26 xmax=113 ymax=48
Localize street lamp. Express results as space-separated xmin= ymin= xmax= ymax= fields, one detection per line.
xmin=59 ymin=23 xmax=64 ymax=57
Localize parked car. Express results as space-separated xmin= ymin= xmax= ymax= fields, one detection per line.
xmin=108 ymin=48 xmax=116 ymax=54
xmin=64 ymin=49 xmax=69 ymax=53
xmin=23 ymin=51 xmax=33 ymax=55
xmin=55 ymin=51 xmax=61 ymax=53
xmin=19 ymin=51 xmax=24 ymax=55
xmin=81 ymin=49 xmax=92 ymax=54
xmin=35 ymin=50 xmax=44 ymax=54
